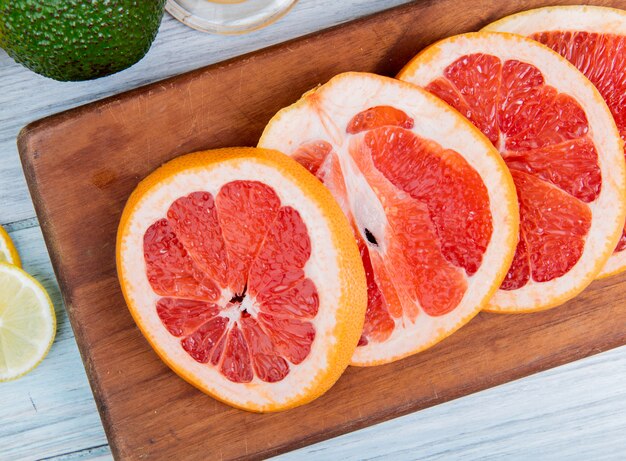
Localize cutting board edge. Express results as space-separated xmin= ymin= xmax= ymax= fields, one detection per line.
xmin=17 ymin=130 xmax=124 ymax=460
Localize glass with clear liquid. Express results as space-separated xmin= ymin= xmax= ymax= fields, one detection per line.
xmin=166 ymin=0 xmax=298 ymax=34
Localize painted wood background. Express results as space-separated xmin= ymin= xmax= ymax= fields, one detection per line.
xmin=1 ymin=1 xmax=625 ymax=459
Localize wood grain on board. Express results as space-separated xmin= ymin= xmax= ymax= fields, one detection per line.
xmin=17 ymin=1 xmax=626 ymax=459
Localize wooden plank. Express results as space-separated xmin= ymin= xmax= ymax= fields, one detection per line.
xmin=14 ymin=1 xmax=626 ymax=460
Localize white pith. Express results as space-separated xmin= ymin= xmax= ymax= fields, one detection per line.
xmin=259 ymin=72 xmax=518 ymax=364
xmin=0 ymin=263 xmax=55 ymax=381
xmin=118 ymin=159 xmax=343 ymax=408
xmin=399 ymin=33 xmax=626 ymax=311
xmin=484 ymin=6 xmax=626 ymax=278
xmin=485 ymin=6 xmax=626 ymax=35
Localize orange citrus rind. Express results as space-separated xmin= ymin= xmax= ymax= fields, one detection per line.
xmin=117 ymin=147 xmax=367 ymax=412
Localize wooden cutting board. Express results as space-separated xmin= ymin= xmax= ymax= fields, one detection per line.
xmin=17 ymin=1 xmax=626 ymax=459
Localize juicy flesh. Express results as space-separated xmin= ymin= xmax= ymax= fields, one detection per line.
xmin=293 ymin=105 xmax=492 ymax=346
xmin=426 ymin=54 xmax=600 ymax=289
xmin=530 ymin=31 xmax=626 ymax=252
xmin=143 ymin=182 xmax=318 ymax=383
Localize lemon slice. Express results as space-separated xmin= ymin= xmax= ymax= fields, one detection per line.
xmin=0 ymin=226 xmax=21 ymax=267
xmin=0 ymin=263 xmax=55 ymax=381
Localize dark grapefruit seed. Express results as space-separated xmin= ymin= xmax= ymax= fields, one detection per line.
xmin=166 ymin=192 xmax=229 ymax=288
xmin=215 ymin=180 xmax=282 ymax=295
xmin=181 ymin=316 xmax=228 ymax=364
xmin=143 ymin=219 xmax=221 ymax=301
xmin=220 ymin=324 xmax=253 ymax=383
xmin=346 ymin=105 xmax=414 ymax=134
xmin=156 ymin=298 xmax=220 ymax=337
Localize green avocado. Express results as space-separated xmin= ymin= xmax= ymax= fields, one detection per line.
xmin=0 ymin=0 xmax=166 ymax=81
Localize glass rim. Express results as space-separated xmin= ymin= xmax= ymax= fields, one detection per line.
xmin=165 ymin=0 xmax=299 ymax=35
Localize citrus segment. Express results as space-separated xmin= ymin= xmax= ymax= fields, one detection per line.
xmin=0 ymin=263 xmax=55 ymax=381
xmin=484 ymin=5 xmax=626 ymax=276
xmin=347 ymin=105 xmax=414 ymax=134
xmin=365 ymin=125 xmax=492 ymax=275
xmin=181 ymin=316 xmax=228 ymax=364
xmin=167 ymin=191 xmax=229 ymax=288
xmin=293 ymin=140 xmax=333 ymax=176
xmin=156 ymin=298 xmax=220 ymax=337
xmin=240 ymin=315 xmax=289 ymax=383
xmin=0 ymin=226 xmax=21 ymax=267
xmin=259 ymin=72 xmax=518 ymax=365
xmin=143 ymin=219 xmax=221 ymax=301
xmin=502 ymin=138 xmax=601 ymax=203
xmin=511 ymin=170 xmax=591 ymax=284
xmin=117 ymin=147 xmax=366 ymax=411
xmin=399 ymin=32 xmax=626 ymax=312
xmin=357 ymin=240 xmax=394 ymax=346
xmin=215 ymin=181 xmax=281 ymax=295
xmin=349 ymin=133 xmax=468 ymax=317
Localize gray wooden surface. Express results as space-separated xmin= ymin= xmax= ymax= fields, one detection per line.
xmin=0 ymin=1 xmax=625 ymax=460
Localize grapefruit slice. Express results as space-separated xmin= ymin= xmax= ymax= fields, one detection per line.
xmin=398 ymin=32 xmax=626 ymax=312
xmin=484 ymin=5 xmax=626 ymax=278
xmin=259 ymin=72 xmax=519 ymax=365
xmin=117 ymin=147 xmax=367 ymax=412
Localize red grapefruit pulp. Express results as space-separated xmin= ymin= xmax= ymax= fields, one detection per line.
xmin=399 ymin=32 xmax=626 ymax=312
xmin=484 ymin=5 xmax=626 ymax=276
xmin=143 ymin=183 xmax=315 ymax=383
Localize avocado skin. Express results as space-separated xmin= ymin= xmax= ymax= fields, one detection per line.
xmin=0 ymin=0 xmax=166 ymax=81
